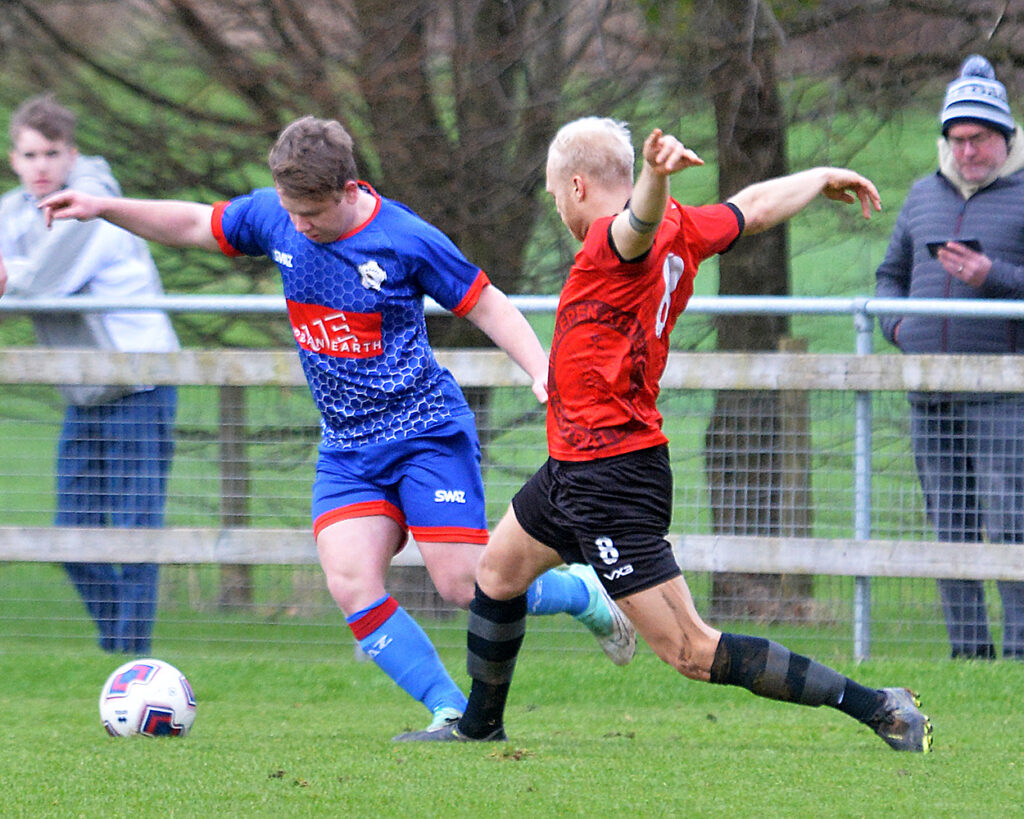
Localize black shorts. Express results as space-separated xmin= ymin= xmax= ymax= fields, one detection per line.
xmin=511 ymin=444 xmax=681 ymax=599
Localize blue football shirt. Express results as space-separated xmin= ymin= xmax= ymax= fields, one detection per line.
xmin=213 ymin=183 xmax=486 ymax=450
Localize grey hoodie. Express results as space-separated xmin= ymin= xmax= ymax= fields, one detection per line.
xmin=0 ymin=155 xmax=179 ymax=405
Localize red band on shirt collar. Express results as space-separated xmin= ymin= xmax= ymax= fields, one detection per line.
xmin=337 ymin=181 xmax=382 ymax=241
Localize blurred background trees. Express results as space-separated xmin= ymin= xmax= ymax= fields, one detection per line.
xmin=5 ymin=0 xmax=1023 ymax=325
xmin=4 ymin=0 xmax=1024 ymax=614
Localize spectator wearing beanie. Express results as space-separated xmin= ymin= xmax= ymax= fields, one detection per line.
xmin=875 ymin=54 xmax=1024 ymax=660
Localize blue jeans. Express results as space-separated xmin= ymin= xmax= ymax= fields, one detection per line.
xmin=910 ymin=395 xmax=1024 ymax=658
xmin=56 ymin=386 xmax=177 ymax=654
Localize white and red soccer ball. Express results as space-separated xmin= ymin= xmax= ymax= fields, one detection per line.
xmin=99 ymin=658 xmax=196 ymax=737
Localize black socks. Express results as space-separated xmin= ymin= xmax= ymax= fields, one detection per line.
xmin=459 ymin=585 xmax=527 ymax=739
xmin=709 ymin=633 xmax=885 ymax=722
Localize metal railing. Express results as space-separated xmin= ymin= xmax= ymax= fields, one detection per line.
xmin=3 ymin=294 xmax=1024 ymax=659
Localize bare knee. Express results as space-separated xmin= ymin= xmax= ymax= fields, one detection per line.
xmin=656 ymin=641 xmax=712 ymax=681
xmin=323 ymin=569 xmax=376 ymax=615
xmin=431 ymin=572 xmax=475 ymax=609
xmin=618 ymin=578 xmax=721 ymax=682
xmin=476 ymin=550 xmax=535 ymax=601
xmin=418 ymin=541 xmax=482 ymax=609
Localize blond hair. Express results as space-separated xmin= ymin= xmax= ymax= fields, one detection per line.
xmin=547 ymin=117 xmax=635 ymax=187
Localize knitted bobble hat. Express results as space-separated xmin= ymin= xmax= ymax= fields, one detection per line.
xmin=941 ymin=54 xmax=1014 ymax=136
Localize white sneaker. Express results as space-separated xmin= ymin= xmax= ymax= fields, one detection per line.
xmin=565 ymin=564 xmax=636 ymax=666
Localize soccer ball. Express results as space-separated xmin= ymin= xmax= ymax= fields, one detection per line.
xmin=99 ymin=658 xmax=196 ymax=737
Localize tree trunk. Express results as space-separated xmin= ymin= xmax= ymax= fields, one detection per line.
xmin=702 ymin=1 xmax=812 ymax=621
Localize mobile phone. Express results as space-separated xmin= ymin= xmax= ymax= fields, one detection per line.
xmin=926 ymin=238 xmax=983 ymax=258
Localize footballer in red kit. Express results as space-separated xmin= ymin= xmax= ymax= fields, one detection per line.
xmin=396 ymin=117 xmax=931 ymax=755
xmin=547 ymin=200 xmax=740 ymax=460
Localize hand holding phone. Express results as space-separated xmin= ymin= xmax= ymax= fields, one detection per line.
xmin=926 ymin=239 xmax=983 ymax=258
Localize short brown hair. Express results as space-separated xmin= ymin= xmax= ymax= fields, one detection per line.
xmin=268 ymin=116 xmax=358 ymax=200
xmin=9 ymin=94 xmax=77 ymax=146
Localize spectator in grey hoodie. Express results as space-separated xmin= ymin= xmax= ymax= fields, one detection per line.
xmin=875 ymin=55 xmax=1024 ymax=659
xmin=0 ymin=94 xmax=179 ymax=654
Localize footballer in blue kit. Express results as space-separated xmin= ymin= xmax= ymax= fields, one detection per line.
xmin=214 ymin=183 xmax=494 ymax=545
xmin=212 ymin=183 xmax=485 ymax=452
xmin=41 ymin=115 xmax=636 ymax=736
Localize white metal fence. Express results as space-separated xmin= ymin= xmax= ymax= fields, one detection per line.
xmin=2 ymin=294 xmax=1024 ymax=662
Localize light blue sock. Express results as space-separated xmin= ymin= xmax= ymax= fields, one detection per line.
xmin=347 ymin=595 xmax=467 ymax=714
xmin=526 ymin=568 xmax=590 ymax=616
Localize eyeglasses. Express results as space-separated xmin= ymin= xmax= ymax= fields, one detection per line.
xmin=947 ymin=130 xmax=1000 ymax=151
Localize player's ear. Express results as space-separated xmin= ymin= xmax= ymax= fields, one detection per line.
xmin=572 ymin=175 xmax=585 ymax=201
xmin=341 ymin=179 xmax=361 ymax=203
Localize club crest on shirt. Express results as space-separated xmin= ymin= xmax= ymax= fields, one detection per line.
xmin=359 ymin=260 xmax=387 ymax=291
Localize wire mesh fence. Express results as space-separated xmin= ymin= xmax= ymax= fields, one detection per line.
xmin=2 ymin=297 xmax=1024 ymax=663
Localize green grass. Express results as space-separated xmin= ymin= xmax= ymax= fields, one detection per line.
xmin=0 ymin=99 xmax=1007 ymax=815
xmin=0 ymin=644 xmax=1016 ymax=817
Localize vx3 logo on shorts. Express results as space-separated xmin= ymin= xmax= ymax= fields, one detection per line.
xmin=595 ymin=535 xmax=635 ymax=581
xmin=434 ymin=489 xmax=467 ymax=504
xmin=603 ymin=565 xmax=634 ymax=581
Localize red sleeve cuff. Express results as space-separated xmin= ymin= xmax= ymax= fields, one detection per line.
xmin=450 ymin=270 xmax=490 ymax=317
xmin=211 ymin=201 xmax=243 ymax=257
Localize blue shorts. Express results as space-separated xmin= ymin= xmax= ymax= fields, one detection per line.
xmin=311 ymin=414 xmax=488 ymax=545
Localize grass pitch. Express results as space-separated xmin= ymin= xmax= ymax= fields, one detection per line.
xmin=1 ymin=640 xmax=1019 ymax=818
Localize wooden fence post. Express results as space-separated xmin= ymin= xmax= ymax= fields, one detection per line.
xmin=218 ymin=384 xmax=253 ymax=608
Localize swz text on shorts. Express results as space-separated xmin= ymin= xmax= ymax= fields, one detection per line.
xmin=434 ymin=489 xmax=467 ymax=503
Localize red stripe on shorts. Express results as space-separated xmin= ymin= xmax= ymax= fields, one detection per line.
xmin=409 ymin=525 xmax=489 ymax=545
xmin=313 ymin=500 xmax=407 ymax=540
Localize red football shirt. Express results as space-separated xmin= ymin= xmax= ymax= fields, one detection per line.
xmin=546 ymin=199 xmax=742 ymax=460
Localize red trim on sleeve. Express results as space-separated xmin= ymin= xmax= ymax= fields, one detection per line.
xmin=348 ymin=595 xmax=400 ymax=640
xmin=211 ymin=201 xmax=243 ymax=257
xmin=451 ymin=270 xmax=491 ymax=317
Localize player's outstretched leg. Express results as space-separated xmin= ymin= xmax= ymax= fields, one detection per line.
xmin=709 ymin=633 xmax=932 ymax=752
xmin=526 ymin=564 xmax=635 ymax=665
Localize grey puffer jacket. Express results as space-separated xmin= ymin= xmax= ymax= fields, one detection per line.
xmin=875 ymin=127 xmax=1024 ymax=357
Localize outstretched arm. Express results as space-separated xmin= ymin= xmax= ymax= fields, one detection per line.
xmin=610 ymin=129 xmax=704 ymax=260
xmin=464 ymin=283 xmax=549 ymax=403
xmin=728 ymin=167 xmax=881 ymax=235
xmin=40 ymin=189 xmax=219 ymax=251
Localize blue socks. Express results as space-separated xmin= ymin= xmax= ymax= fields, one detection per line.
xmin=526 ymin=568 xmax=590 ymax=616
xmin=347 ymin=595 xmax=467 ymax=714
xmin=347 ymin=571 xmax=592 ymax=719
